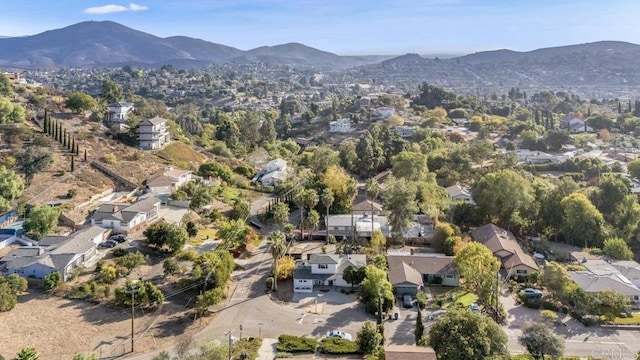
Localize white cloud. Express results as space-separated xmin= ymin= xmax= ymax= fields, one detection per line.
xmin=84 ymin=3 xmax=148 ymax=15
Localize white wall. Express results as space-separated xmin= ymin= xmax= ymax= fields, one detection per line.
xmin=294 ymin=279 xmax=313 ymax=293
xmin=311 ymin=263 xmax=337 ymax=274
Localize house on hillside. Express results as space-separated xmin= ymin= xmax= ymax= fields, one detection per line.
xmin=293 ymin=253 xmax=367 ymax=292
xmin=329 ymin=118 xmax=352 ymax=133
xmin=145 ymin=167 xmax=193 ymax=201
xmin=90 ymin=196 xmax=161 ymax=234
xmin=105 ymin=102 xmax=134 ymax=124
xmin=325 ymin=214 xmax=434 ymax=242
xmin=395 ymin=126 xmax=415 ymax=138
xmin=387 ymin=252 xmax=459 ymax=297
xmin=139 ymin=117 xmax=171 ymax=150
xmin=445 ymin=185 xmax=473 ymax=204
xmin=257 ymin=158 xmax=288 ymax=187
xmin=470 ymin=224 xmax=538 ymax=277
xmin=559 ymin=116 xmax=594 ymax=134
xmin=2 ymin=226 xmax=108 ymax=281
xmin=351 ymin=198 xmax=384 ymax=216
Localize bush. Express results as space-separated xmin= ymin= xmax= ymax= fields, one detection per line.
xmin=326 ymin=234 xmax=337 ymax=244
xmin=66 ymin=189 xmax=77 ymax=198
xmin=175 ymin=249 xmax=198 ymax=261
xmin=234 ymin=163 xmax=255 ymax=178
xmin=275 ymin=353 xmax=293 ymax=358
xmin=416 ymin=292 xmax=427 ymax=309
xmin=319 ymin=337 xmax=360 ymax=354
xmin=112 ymin=248 xmax=128 ymax=257
xmin=266 ymin=277 xmax=274 ymax=291
xmin=43 ymin=272 xmax=62 ymax=292
xmin=276 ymin=334 xmax=317 ymax=353
xmin=540 ymin=309 xmax=558 ymax=323
xmin=102 ymin=153 xmax=117 ymax=164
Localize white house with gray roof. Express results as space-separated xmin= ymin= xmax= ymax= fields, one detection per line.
xmin=1 ymin=226 xmax=108 ymax=281
xmin=569 ymin=259 xmax=640 ymax=307
xmin=139 ymin=117 xmax=171 ymax=150
xmin=293 ymin=254 xmax=366 ymax=293
xmin=90 ymin=196 xmax=161 ymax=234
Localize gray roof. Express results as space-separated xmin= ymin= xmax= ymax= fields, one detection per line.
xmin=139 ymin=116 xmax=167 ymax=126
xmin=387 ymin=254 xmax=457 ymax=278
xmin=122 ymin=196 xmax=160 ymax=214
xmin=445 ymin=185 xmax=471 ymax=199
xmin=50 ymin=226 xmax=105 ymax=255
xmin=336 ymin=255 xmax=367 ymax=273
xmin=93 ymin=197 xmax=160 ymax=223
xmin=388 ymin=261 xmax=424 ymax=286
xmin=38 ymin=236 xmax=68 ymax=247
xmin=293 ymin=266 xmax=336 ymax=281
xmin=309 ymin=254 xmax=339 ymax=265
xmin=568 ymin=271 xmax=640 ymax=296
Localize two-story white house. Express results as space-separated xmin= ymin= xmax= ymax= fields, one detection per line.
xmin=260 ymin=158 xmax=288 ymax=187
xmin=90 ymin=196 xmax=161 ymax=234
xmin=395 ymin=126 xmax=415 ymax=138
xmin=105 ymin=102 xmax=134 ymax=124
xmin=293 ymin=253 xmax=367 ymax=292
xmin=139 ymin=117 xmax=171 ymax=150
xmin=445 ymin=185 xmax=474 ymax=204
xmin=145 ymin=167 xmax=193 ymax=201
xmin=329 ymin=118 xmax=352 ymax=133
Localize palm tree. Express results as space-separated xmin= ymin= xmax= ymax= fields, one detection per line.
xmin=272 ymin=202 xmax=290 ymax=229
xmin=303 ymin=210 xmax=320 ymax=241
xmin=267 ymin=231 xmax=287 ymax=291
xmin=217 ymin=219 xmax=251 ymax=250
xmin=14 ymin=347 xmax=39 ymax=360
xmin=303 ymin=189 xmax=319 ymax=240
xmin=345 ymin=178 xmax=359 ymax=241
xmin=320 ymin=188 xmax=334 ymax=241
xmin=293 ymin=188 xmax=305 ymax=242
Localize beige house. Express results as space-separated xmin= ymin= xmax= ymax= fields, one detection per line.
xmin=470 ymin=224 xmax=538 ymax=277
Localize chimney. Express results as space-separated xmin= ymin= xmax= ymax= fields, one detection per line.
xmin=112 ymin=206 xmax=118 ymax=213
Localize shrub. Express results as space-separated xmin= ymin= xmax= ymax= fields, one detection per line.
xmin=112 ymin=248 xmax=128 ymax=257
xmin=43 ymin=272 xmax=62 ymax=292
xmin=276 ymin=334 xmax=317 ymax=353
xmin=275 ymin=353 xmax=293 ymax=358
xmin=319 ymin=338 xmax=360 ymax=354
xmin=416 ymin=292 xmax=427 ymax=309
xmin=266 ymin=277 xmax=274 ymax=291
xmin=102 ymin=153 xmax=117 ymax=164
xmin=66 ymin=189 xmax=77 ymax=198
xmin=540 ymin=309 xmax=558 ymax=323
xmin=234 ymin=163 xmax=255 ymax=178
xmin=326 ymin=234 xmax=337 ymax=244
xmin=175 ymin=249 xmax=198 ymax=261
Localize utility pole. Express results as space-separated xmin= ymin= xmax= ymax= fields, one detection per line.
xmin=128 ymin=282 xmax=139 ymax=353
xmin=225 ymin=331 xmax=232 ymax=360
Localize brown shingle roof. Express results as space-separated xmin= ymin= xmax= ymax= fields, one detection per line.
xmin=470 ymin=224 xmax=538 ymax=271
xmin=384 ymin=345 xmax=437 ymax=360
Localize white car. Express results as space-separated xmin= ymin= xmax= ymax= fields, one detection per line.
xmin=326 ymin=330 xmax=352 ymax=341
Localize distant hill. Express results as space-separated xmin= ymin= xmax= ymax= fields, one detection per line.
xmin=0 ymin=21 xmax=390 ymax=69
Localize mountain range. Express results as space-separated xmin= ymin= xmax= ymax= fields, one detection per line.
xmin=1 ymin=21 xmax=640 ymax=88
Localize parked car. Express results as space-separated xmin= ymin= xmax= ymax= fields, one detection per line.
xmin=326 ymin=330 xmax=352 ymax=341
xmin=109 ymin=234 xmax=127 ymax=243
xmin=99 ymin=240 xmax=118 ymax=248
xmin=402 ymin=294 xmax=413 ymax=308
xmin=469 ymin=303 xmax=481 ymax=313
xmin=520 ymin=288 xmax=543 ymax=298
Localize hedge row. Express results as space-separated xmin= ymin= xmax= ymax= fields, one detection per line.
xmin=276 ymin=334 xmax=317 ymax=353
xmin=319 ymin=337 xmax=360 ymax=354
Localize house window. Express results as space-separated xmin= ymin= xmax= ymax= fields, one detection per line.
xmin=635 ymin=295 xmax=639 ymax=301
xmin=446 ymin=274 xmax=454 ymax=279
xmin=516 ymin=270 xmax=527 ymax=274
xmin=318 ymin=264 xmax=328 ymax=269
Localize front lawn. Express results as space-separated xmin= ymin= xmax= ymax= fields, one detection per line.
xmin=611 ymin=313 xmax=640 ymax=325
xmin=191 ymin=228 xmax=217 ymax=245
xmin=431 ymin=289 xmax=478 ymax=309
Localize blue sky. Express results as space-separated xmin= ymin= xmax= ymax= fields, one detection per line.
xmin=0 ymin=0 xmax=638 ymax=55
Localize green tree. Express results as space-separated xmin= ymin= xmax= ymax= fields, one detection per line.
xmin=43 ymin=272 xmax=61 ymax=292
xmin=343 ymin=266 xmax=366 ymax=288
xmin=473 ymin=170 xmax=535 ymax=228
xmin=114 ymin=280 xmax=164 ymax=308
xmin=231 ymin=199 xmax=251 ymax=221
xmin=193 ymin=250 xmax=234 ymax=290
xmin=0 ymin=73 xmax=14 ymax=97
xmin=538 ymin=177 xmax=579 ymax=240
xmin=543 ymin=129 xmax=571 ymax=151
xmin=359 ymin=265 xmax=394 ymax=315
xmin=454 ymin=242 xmax=501 ymax=311
xmin=518 ymin=322 xmax=564 ymax=359
xmin=99 ymin=80 xmax=123 ymax=104
xmin=303 ymin=209 xmax=320 ymax=240
xmin=593 ymin=290 xmax=629 ymax=321
xmin=0 ymin=282 xmax=18 ymax=312
xmin=216 ymin=218 xmax=250 ymax=250
xmin=0 ymin=166 xmax=24 ymax=212
xmin=560 ymin=193 xmax=605 ymax=247
xmin=13 ymin=347 xmax=39 ymax=360
xmin=16 ymin=146 xmax=53 ymax=185
xmin=267 ymin=231 xmax=286 ymax=291
xmin=628 ymin=159 xmax=640 ymax=179
xmin=428 ymin=308 xmax=508 ymax=360
xmin=383 ymin=177 xmax=418 ymax=245
xmin=114 ymin=251 xmax=145 ymax=274
xmin=603 ymin=237 xmax=634 ymax=260
xmin=195 ymin=287 xmax=226 ymax=316
xmin=307 ymin=146 xmax=340 ymax=175
xmin=540 ymin=262 xmax=571 ymax=300
xmin=0 ymin=98 xmax=25 ymax=123
xmin=185 ymin=221 xmax=198 ymax=238
xmin=590 ymin=174 xmax=640 ymax=239
xmin=320 ymin=188 xmax=334 ymax=240
xmin=391 ymin=151 xmax=429 ymax=181
xmin=24 ymin=205 xmax=60 ymax=239
xmin=271 ymin=202 xmax=290 ymax=228
xmin=415 ymin=306 xmax=425 ymax=345
xmin=65 ymin=92 xmax=98 ymax=114
xmin=356 ymin=320 xmax=382 ymax=355
xmin=163 ymin=258 xmax=179 ymax=277
xmin=143 ymin=222 xmax=188 ymax=253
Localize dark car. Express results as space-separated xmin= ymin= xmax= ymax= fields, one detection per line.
xmin=402 ymin=294 xmax=413 ymax=308
xmin=520 ymin=288 xmax=543 ymax=298
xmin=109 ymin=234 xmax=127 ymax=243
xmin=99 ymin=240 xmax=118 ymax=248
